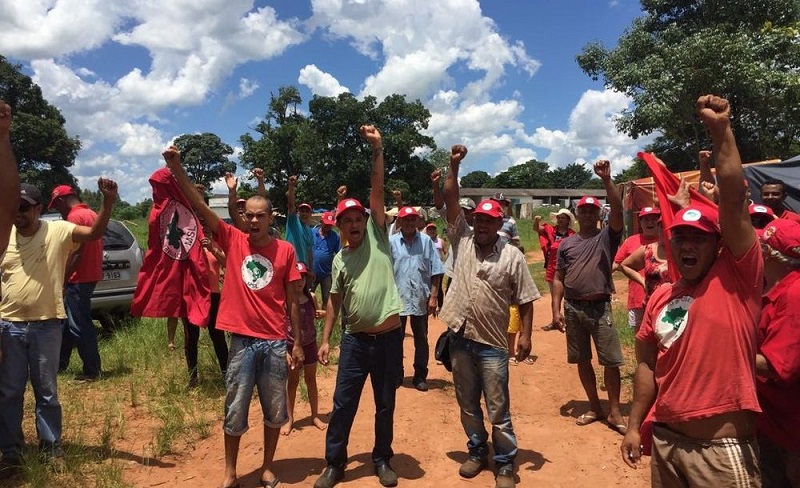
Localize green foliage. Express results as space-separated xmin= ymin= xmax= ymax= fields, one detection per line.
xmin=577 ymin=0 xmax=800 ymax=169
xmin=0 ymin=55 xmax=81 ymax=194
xmin=460 ymin=170 xmax=494 ymax=188
xmin=173 ymin=133 xmax=235 ymax=190
xmin=493 ymin=160 xmax=552 ymax=188
xmin=549 ymin=163 xmax=593 ymax=188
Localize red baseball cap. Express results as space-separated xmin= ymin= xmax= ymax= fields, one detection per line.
xmin=321 ymin=212 xmax=335 ymax=225
xmin=666 ymin=207 xmax=720 ymax=234
xmin=473 ymin=199 xmax=504 ymax=218
xmin=335 ymin=198 xmax=366 ymax=221
xmin=425 ymin=222 xmax=437 ymax=229
xmin=760 ymin=218 xmax=800 ymax=259
xmin=577 ymin=196 xmax=601 ymax=209
xmin=48 ymin=184 xmax=76 ymax=209
xmin=397 ymin=206 xmax=420 ymax=219
xmin=748 ymin=204 xmax=776 ymax=219
xmin=638 ymin=206 xmax=661 ymax=218
xmin=298 ymin=203 xmax=312 ymax=211
xmin=296 ymin=262 xmax=308 ymax=275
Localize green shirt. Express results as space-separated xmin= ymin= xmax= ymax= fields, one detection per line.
xmin=331 ymin=214 xmax=403 ymax=334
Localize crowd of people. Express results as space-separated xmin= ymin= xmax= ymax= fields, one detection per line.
xmin=0 ymin=94 xmax=797 ymax=488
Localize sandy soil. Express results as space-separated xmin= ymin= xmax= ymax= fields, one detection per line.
xmin=121 ymin=268 xmax=650 ymax=488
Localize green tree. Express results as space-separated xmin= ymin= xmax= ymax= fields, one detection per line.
xmin=493 ymin=160 xmax=552 ymax=188
xmin=577 ymin=0 xmax=800 ymax=170
xmin=549 ymin=163 xmax=593 ymax=188
xmin=0 ymin=56 xmax=80 ymax=194
xmin=460 ymin=170 xmax=494 ymax=188
xmin=173 ymin=133 xmax=235 ymax=190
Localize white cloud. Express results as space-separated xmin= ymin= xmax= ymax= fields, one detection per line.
xmin=238 ymin=78 xmax=259 ymax=99
xmin=298 ymin=64 xmax=350 ymax=97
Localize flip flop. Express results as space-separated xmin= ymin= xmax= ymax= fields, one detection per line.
xmin=575 ymin=413 xmax=599 ymax=426
xmin=541 ymin=323 xmax=556 ymax=331
xmin=608 ymin=423 xmax=628 ymax=435
xmin=260 ymin=478 xmax=280 ymax=488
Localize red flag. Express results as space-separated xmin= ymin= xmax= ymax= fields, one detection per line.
xmin=130 ymin=168 xmax=211 ymax=326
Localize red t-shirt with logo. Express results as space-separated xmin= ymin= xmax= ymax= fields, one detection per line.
xmin=638 ymin=239 xmax=763 ymax=423
xmin=757 ymin=269 xmax=800 ymax=450
xmin=614 ymin=234 xmax=658 ymax=309
xmin=214 ymin=222 xmax=301 ymax=340
xmin=67 ymin=204 xmax=103 ymax=283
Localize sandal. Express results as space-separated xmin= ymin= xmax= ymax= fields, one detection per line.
xmin=509 ymin=357 xmax=518 ymax=366
xmin=575 ymin=413 xmax=599 ymax=426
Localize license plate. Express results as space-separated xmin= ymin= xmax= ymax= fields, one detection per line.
xmin=103 ymin=270 xmax=129 ymax=281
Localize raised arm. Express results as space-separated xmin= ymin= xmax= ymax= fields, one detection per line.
xmin=697 ymin=95 xmax=753 ymax=257
xmin=72 ymin=178 xmax=117 ymax=243
xmin=164 ymin=146 xmax=222 ymax=234
xmin=0 ymin=101 xmax=19 ymax=256
xmin=360 ymin=125 xmax=386 ymax=229
xmin=595 ymin=160 xmax=623 ymax=233
xmin=337 ymin=185 xmax=347 ymax=203
xmin=431 ymin=169 xmax=444 ymax=210
xmin=224 ymin=172 xmax=243 ymax=227
xmin=287 ymin=175 xmax=298 ymax=215
xmin=253 ymin=168 xmax=267 ymax=197
xmin=444 ymin=145 xmax=468 ymax=224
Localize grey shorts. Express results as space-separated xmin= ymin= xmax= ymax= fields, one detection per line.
xmin=564 ymin=299 xmax=624 ymax=367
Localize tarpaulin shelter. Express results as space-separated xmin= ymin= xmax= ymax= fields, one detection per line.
xmin=619 ymin=156 xmax=800 ymax=234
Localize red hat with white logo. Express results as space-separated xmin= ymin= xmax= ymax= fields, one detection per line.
xmin=296 ymin=262 xmax=308 ymax=275
xmin=748 ymin=204 xmax=776 ymax=219
xmin=48 ymin=184 xmax=76 ymax=209
xmin=577 ymin=196 xmax=601 ymax=209
xmin=760 ymin=218 xmax=800 ymax=259
xmin=321 ymin=212 xmax=336 ymax=225
xmin=398 ymin=206 xmax=420 ymax=219
xmin=473 ymin=199 xmax=504 ymax=218
xmin=335 ymin=198 xmax=366 ymax=221
xmin=638 ymin=206 xmax=661 ymax=218
xmin=666 ymin=206 xmax=720 ymax=234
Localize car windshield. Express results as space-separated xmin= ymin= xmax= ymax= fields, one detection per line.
xmin=104 ymin=221 xmax=135 ymax=250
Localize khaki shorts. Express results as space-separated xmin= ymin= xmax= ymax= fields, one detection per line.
xmin=652 ymin=424 xmax=761 ymax=488
xmin=564 ymin=299 xmax=623 ymax=367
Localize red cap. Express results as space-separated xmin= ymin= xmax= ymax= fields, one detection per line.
xmin=236 ymin=198 xmax=246 ymax=204
xmin=760 ymin=219 xmax=800 ymax=259
xmin=321 ymin=212 xmax=335 ymax=225
xmin=577 ymin=196 xmax=601 ymax=209
xmin=425 ymin=222 xmax=437 ymax=229
xmin=398 ymin=206 xmax=420 ymax=219
xmin=748 ymin=204 xmax=776 ymax=219
xmin=666 ymin=207 xmax=720 ymax=234
xmin=473 ymin=199 xmax=504 ymax=218
xmin=48 ymin=184 xmax=76 ymax=209
xmin=638 ymin=206 xmax=661 ymax=218
xmin=296 ymin=262 xmax=308 ymax=275
xmin=298 ymin=203 xmax=312 ymax=211
xmin=335 ymin=198 xmax=366 ymax=221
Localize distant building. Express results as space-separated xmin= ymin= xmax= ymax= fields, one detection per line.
xmin=458 ymin=188 xmax=608 ymax=218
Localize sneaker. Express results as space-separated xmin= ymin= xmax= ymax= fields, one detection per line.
xmin=375 ymin=463 xmax=398 ymax=487
xmin=314 ymin=465 xmax=345 ymax=488
xmin=413 ymin=380 xmax=429 ymax=392
xmin=459 ymin=456 xmax=488 ymax=478
xmin=495 ymin=464 xmax=515 ymax=488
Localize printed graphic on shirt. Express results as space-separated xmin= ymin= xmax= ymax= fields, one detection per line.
xmin=160 ymin=200 xmax=198 ymax=261
xmin=242 ymin=254 xmax=274 ymax=290
xmin=654 ymin=295 xmax=693 ymax=349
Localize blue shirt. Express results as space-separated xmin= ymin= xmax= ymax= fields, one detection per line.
xmin=313 ymin=226 xmax=341 ymax=278
xmin=285 ymin=214 xmax=314 ymax=266
xmin=389 ymin=231 xmax=444 ymax=316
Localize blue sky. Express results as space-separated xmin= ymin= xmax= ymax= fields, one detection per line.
xmin=1 ymin=0 xmax=653 ymax=203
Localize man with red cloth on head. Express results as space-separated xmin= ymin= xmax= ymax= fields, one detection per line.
xmin=163 ymin=145 xmax=304 ymax=488
xmin=49 ymin=184 xmax=103 ymax=381
xmin=622 ymin=95 xmax=763 ymax=487
xmin=754 ymin=218 xmax=800 ymax=487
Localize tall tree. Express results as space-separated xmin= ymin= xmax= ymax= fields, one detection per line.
xmin=460 ymin=170 xmax=494 ymax=188
xmin=173 ymin=133 xmax=235 ymax=190
xmin=577 ymin=0 xmax=800 ymax=170
xmin=0 ymin=56 xmax=80 ymax=193
xmin=549 ymin=163 xmax=593 ymax=188
xmin=493 ymin=160 xmax=552 ymax=188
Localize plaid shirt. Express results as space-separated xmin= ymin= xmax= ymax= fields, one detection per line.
xmin=439 ymin=211 xmax=540 ymax=349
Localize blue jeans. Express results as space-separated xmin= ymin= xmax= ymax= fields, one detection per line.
xmin=0 ymin=319 xmax=64 ymax=460
xmin=400 ymin=315 xmax=429 ymax=383
xmin=223 ymin=335 xmax=289 ymax=435
xmin=60 ymin=282 xmax=101 ymax=377
xmin=325 ymin=327 xmax=403 ymax=468
xmin=450 ymin=332 xmax=517 ymax=467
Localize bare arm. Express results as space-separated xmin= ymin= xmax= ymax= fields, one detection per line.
xmin=224 ymin=172 xmax=245 ymax=229
xmin=428 ymin=274 xmax=442 ymax=315
xmin=697 ymin=95 xmax=753 ymax=258
xmin=444 ymin=145 xmax=468 ymax=224
xmin=287 ymin=175 xmax=297 ymax=215
xmin=533 ymin=215 xmax=542 ymax=234
xmin=621 ymin=338 xmax=658 ymax=468
xmin=337 ymin=185 xmax=347 ymax=203
xmin=698 ymin=150 xmax=714 ymax=186
xmin=163 ymin=146 xmax=222 ymax=234
xmin=0 ymin=101 xmax=19 ymax=256
xmin=318 ymin=292 xmax=343 ymax=365
xmin=361 ymin=125 xmax=386 ymax=229
xmin=516 ymin=300 xmax=534 ymax=361
xmin=431 ymin=169 xmax=444 ymax=210
xmin=72 ymin=178 xmax=117 ymax=243
xmin=253 ymin=168 xmax=267 ymax=198
xmin=620 ymin=247 xmax=647 ymax=288
xmin=595 ymin=160 xmax=623 ymax=233
xmin=285 ymin=278 xmax=304 ymax=369
xmin=755 ymin=353 xmax=778 ymax=379
xmin=551 ymin=268 xmax=566 ymax=331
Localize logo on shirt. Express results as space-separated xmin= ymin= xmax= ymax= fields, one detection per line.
xmin=241 ymin=254 xmax=273 ymax=290
xmin=159 ymin=200 xmax=198 ymax=261
xmin=653 ymin=295 xmax=693 ymax=349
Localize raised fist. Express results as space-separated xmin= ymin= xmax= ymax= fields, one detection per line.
xmin=224 ymin=172 xmax=238 ymax=191
xmin=391 ymin=189 xmax=402 ymax=201
xmin=337 ymin=185 xmax=347 ymax=198
xmin=252 ymin=168 xmax=265 ymax=180
xmin=698 ymin=150 xmax=712 ymax=166
xmin=430 ymin=169 xmax=442 ymax=184
xmin=288 ymin=175 xmax=298 ymax=187
xmin=593 ymin=159 xmax=611 ymax=180
xmin=696 ymin=95 xmax=731 ymax=132
xmin=98 ymin=177 xmax=119 ymax=201
xmin=162 ymin=145 xmax=181 ymax=170
xmin=450 ymin=145 xmax=468 ymax=165
xmin=359 ymin=125 xmax=382 ymax=147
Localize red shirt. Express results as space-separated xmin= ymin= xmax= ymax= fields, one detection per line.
xmin=638 ymin=240 xmax=763 ymax=423
xmin=214 ymin=222 xmax=301 ymax=340
xmin=66 ymin=204 xmax=103 ymax=283
xmin=757 ymin=270 xmax=800 ymax=450
xmin=778 ymin=208 xmax=800 ymax=224
xmin=614 ymin=234 xmax=658 ymax=309
xmin=538 ymin=224 xmax=574 ymax=282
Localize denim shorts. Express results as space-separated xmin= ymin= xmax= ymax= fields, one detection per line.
xmin=223 ymin=335 xmax=289 ymax=435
